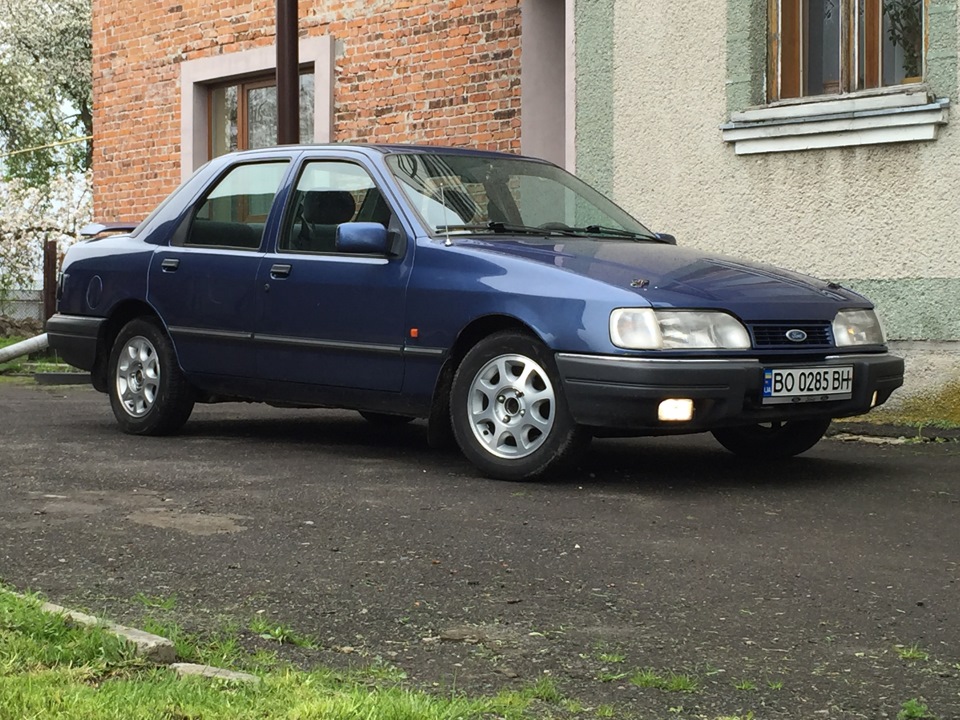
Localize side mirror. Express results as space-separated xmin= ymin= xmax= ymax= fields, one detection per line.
xmin=655 ymin=232 xmax=677 ymax=245
xmin=336 ymin=222 xmax=390 ymax=254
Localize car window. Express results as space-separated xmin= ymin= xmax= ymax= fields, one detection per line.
xmin=185 ymin=161 xmax=289 ymax=250
xmin=385 ymin=152 xmax=653 ymax=238
xmin=280 ymin=160 xmax=393 ymax=254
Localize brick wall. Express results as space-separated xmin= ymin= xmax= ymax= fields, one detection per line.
xmin=91 ymin=0 xmax=523 ymax=221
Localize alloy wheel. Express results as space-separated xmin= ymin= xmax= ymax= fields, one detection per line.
xmin=115 ymin=335 xmax=160 ymax=417
xmin=466 ymin=353 xmax=555 ymax=459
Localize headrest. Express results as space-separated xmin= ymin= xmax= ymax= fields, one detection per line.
xmin=302 ymin=190 xmax=356 ymax=225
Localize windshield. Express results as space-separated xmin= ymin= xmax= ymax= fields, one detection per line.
xmin=384 ymin=151 xmax=654 ymax=239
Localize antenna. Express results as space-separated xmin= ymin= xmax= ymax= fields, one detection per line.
xmin=440 ymin=183 xmax=452 ymax=246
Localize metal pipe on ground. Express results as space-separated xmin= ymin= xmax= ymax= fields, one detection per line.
xmin=0 ymin=334 xmax=49 ymax=363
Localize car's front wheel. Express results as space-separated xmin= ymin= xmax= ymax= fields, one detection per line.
xmin=108 ymin=317 xmax=195 ymax=435
xmin=711 ymin=418 xmax=831 ymax=459
xmin=450 ymin=331 xmax=587 ymax=481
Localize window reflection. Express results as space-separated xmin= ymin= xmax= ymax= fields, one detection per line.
xmin=209 ymin=72 xmax=315 ymax=157
xmin=807 ymin=0 xmax=841 ymax=95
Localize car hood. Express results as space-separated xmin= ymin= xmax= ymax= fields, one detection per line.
xmin=458 ymin=236 xmax=867 ymax=321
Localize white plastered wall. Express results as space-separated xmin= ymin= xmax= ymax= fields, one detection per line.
xmin=602 ymin=2 xmax=960 ymax=412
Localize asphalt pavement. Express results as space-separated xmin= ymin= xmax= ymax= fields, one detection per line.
xmin=0 ymin=381 xmax=957 ymax=719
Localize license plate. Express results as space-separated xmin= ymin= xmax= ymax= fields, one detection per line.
xmin=762 ymin=366 xmax=853 ymax=404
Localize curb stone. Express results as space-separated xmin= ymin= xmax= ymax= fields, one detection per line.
xmin=5 ymin=590 xmax=257 ymax=683
xmin=171 ymin=663 xmax=260 ymax=684
xmin=35 ymin=599 xmax=176 ymax=664
xmin=829 ymin=421 xmax=960 ymax=443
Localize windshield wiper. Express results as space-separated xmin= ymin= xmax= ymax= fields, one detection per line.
xmin=435 ymin=222 xmax=568 ymax=236
xmin=568 ymin=225 xmax=659 ymax=241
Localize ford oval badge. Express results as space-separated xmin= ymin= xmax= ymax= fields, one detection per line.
xmin=786 ymin=329 xmax=808 ymax=343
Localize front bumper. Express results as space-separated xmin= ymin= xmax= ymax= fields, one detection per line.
xmin=46 ymin=314 xmax=106 ymax=371
xmin=556 ymin=352 xmax=904 ymax=433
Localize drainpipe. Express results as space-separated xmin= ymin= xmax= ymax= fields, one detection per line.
xmin=0 ymin=334 xmax=49 ymax=364
xmin=276 ymin=0 xmax=300 ymax=145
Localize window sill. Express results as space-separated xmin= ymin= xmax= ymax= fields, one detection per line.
xmin=721 ymin=88 xmax=950 ymax=155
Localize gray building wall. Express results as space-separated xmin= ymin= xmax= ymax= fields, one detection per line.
xmin=575 ymin=1 xmax=960 ymax=416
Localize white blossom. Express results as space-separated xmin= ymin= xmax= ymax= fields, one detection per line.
xmin=0 ymin=172 xmax=92 ymax=294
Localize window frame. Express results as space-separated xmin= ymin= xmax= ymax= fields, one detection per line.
xmin=207 ymin=71 xmax=315 ymax=158
xmin=768 ymin=0 xmax=929 ymax=103
xmin=278 ymin=158 xmax=399 ymax=257
xmin=178 ymin=159 xmax=291 ymax=251
xmin=179 ymin=36 xmax=335 ymax=181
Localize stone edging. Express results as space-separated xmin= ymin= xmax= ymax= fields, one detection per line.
xmin=4 ymin=590 xmax=259 ymax=684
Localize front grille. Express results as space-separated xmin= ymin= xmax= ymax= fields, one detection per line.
xmin=750 ymin=323 xmax=833 ymax=348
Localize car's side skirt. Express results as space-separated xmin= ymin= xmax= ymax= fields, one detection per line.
xmin=168 ymin=325 xmax=447 ymax=358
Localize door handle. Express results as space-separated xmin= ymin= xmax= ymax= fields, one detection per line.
xmin=270 ymin=263 xmax=292 ymax=279
xmin=161 ymin=258 xmax=180 ymax=272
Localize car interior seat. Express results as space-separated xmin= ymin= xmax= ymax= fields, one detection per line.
xmin=297 ymin=190 xmax=357 ymax=252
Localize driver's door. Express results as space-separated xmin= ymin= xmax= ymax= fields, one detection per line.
xmin=254 ymin=158 xmax=411 ymax=392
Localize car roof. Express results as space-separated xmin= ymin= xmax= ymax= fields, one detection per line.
xmin=224 ymin=143 xmax=544 ymax=163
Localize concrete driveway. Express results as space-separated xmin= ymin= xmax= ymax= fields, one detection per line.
xmin=0 ymin=381 xmax=957 ymax=719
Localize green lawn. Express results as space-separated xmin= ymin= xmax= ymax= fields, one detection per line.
xmin=0 ymin=590 xmax=553 ymax=720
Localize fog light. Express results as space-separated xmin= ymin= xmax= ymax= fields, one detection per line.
xmin=658 ymin=398 xmax=694 ymax=422
xmin=871 ymin=391 xmax=878 ymax=408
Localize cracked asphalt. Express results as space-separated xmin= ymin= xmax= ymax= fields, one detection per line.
xmin=0 ymin=381 xmax=958 ymax=719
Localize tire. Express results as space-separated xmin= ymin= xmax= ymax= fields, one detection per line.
xmin=711 ymin=418 xmax=831 ymax=459
xmin=450 ymin=331 xmax=587 ymax=481
xmin=108 ymin=317 xmax=195 ymax=436
xmin=359 ymin=411 xmax=415 ymax=426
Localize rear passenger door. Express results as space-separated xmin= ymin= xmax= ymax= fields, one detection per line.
xmin=148 ymin=160 xmax=290 ymax=378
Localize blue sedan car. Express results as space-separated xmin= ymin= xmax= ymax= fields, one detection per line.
xmin=48 ymin=145 xmax=904 ymax=480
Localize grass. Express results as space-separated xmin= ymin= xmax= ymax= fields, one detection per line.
xmin=629 ymin=668 xmax=699 ymax=693
xmin=898 ymin=698 xmax=937 ymax=720
xmin=520 ymin=676 xmax=563 ymax=703
xmin=0 ymin=589 xmax=558 ymax=719
xmin=596 ymin=651 xmax=626 ymax=664
xmin=895 ymin=643 xmax=930 ymax=662
xmin=248 ymin=617 xmax=316 ymax=648
xmin=140 ymin=616 xmax=249 ymax=670
xmin=133 ymin=593 xmax=177 ymax=611
xmin=855 ymin=381 xmax=960 ymax=430
xmin=596 ymin=670 xmax=628 ymax=682
xmin=0 ymin=335 xmax=27 ymax=348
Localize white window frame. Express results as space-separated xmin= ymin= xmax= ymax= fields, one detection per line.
xmin=180 ymin=36 xmax=335 ymax=181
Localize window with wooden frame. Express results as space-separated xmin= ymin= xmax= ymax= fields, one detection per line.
xmin=209 ymin=71 xmax=315 ymax=157
xmin=768 ymin=0 xmax=926 ymax=101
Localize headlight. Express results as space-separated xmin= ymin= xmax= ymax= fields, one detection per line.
xmin=833 ymin=309 xmax=885 ymax=347
xmin=610 ymin=309 xmax=751 ymax=350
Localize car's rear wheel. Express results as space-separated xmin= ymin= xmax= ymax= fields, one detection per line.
xmin=108 ymin=317 xmax=195 ymax=435
xmin=358 ymin=411 xmax=415 ymax=426
xmin=450 ymin=331 xmax=587 ymax=481
xmin=711 ymin=418 xmax=831 ymax=459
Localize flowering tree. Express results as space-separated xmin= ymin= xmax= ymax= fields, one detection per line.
xmin=0 ymin=0 xmax=92 ymax=186
xmin=0 ymin=172 xmax=91 ymax=296
xmin=0 ymin=0 xmax=91 ymax=299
